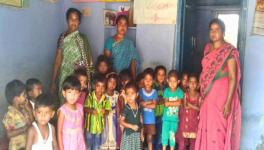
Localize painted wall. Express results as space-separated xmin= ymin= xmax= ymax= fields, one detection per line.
xmin=240 ymin=0 xmax=264 ymax=149
xmin=0 ymin=1 xmax=63 ymax=137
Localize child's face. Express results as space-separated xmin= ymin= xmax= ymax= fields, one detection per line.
xmin=167 ymin=76 xmax=179 ymax=90
xmin=16 ymin=90 xmax=27 ymax=105
xmin=125 ymin=88 xmax=137 ymax=104
xmin=98 ymin=62 xmax=108 ymax=74
xmin=121 ymin=79 xmax=130 ymax=88
xmin=28 ymin=84 xmax=42 ymax=100
xmin=156 ymin=69 xmax=166 ymax=84
xmin=34 ymin=107 xmax=54 ymax=126
xmin=181 ymin=74 xmax=189 ymax=88
xmin=95 ymin=82 xmax=106 ymax=96
xmin=188 ymin=77 xmax=198 ymax=91
xmin=62 ymin=89 xmax=80 ymax=105
xmin=143 ymin=74 xmax=153 ymax=89
xmin=107 ymin=78 xmax=117 ymax=92
xmin=78 ymin=75 xmax=87 ymax=90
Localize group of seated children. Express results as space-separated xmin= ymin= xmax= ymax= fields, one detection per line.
xmin=2 ymin=55 xmax=202 ymax=150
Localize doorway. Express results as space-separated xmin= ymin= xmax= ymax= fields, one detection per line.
xmin=178 ymin=0 xmax=246 ymax=75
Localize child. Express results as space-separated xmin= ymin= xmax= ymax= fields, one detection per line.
xmin=162 ymin=70 xmax=184 ymax=150
xmin=120 ymin=81 xmax=144 ymax=150
xmin=2 ymin=80 xmax=32 ymax=150
xmin=117 ymin=69 xmax=133 ymax=148
xmin=26 ymin=78 xmax=43 ymax=109
xmin=57 ymin=76 xmax=86 ymax=150
xmin=100 ymin=72 xmax=119 ymax=150
xmin=135 ymin=73 xmax=144 ymax=89
xmin=177 ymin=74 xmax=201 ymax=150
xmin=153 ymin=65 xmax=167 ymax=150
xmin=180 ymin=72 xmax=189 ymax=92
xmin=84 ymin=75 xmax=110 ymax=150
xmin=25 ymin=94 xmax=58 ymax=150
xmin=139 ymin=68 xmax=158 ymax=150
xmin=74 ymin=68 xmax=88 ymax=106
xmin=95 ymin=54 xmax=112 ymax=77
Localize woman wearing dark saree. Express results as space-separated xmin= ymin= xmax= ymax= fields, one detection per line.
xmin=50 ymin=8 xmax=93 ymax=104
xmin=104 ymin=15 xmax=140 ymax=79
xmin=195 ymin=19 xmax=241 ymax=150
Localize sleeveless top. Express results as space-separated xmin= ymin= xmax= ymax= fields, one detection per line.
xmin=32 ymin=122 xmax=53 ymax=150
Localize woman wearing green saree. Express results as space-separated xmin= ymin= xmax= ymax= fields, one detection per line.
xmin=51 ymin=8 xmax=93 ymax=104
xmin=104 ymin=15 xmax=140 ymax=79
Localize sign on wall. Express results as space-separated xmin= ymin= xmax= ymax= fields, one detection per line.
xmin=133 ymin=0 xmax=178 ymax=24
xmin=0 ymin=0 xmax=23 ymax=7
xmin=252 ymin=0 xmax=264 ymax=35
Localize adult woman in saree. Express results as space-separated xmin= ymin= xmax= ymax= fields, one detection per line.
xmin=104 ymin=15 xmax=140 ymax=79
xmin=195 ymin=19 xmax=241 ymax=150
xmin=50 ymin=8 xmax=93 ymax=104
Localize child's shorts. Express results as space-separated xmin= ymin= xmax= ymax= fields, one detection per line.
xmin=144 ymin=124 xmax=156 ymax=135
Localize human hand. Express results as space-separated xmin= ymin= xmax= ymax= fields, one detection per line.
xmin=131 ymin=125 xmax=139 ymax=131
xmin=223 ymin=102 xmax=231 ymax=119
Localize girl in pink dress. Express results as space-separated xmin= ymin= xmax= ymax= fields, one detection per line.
xmin=57 ymin=76 xmax=86 ymax=150
xmin=177 ymin=74 xmax=201 ymax=150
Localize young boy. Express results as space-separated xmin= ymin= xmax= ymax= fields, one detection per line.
xmin=26 ymin=78 xmax=43 ymax=109
xmin=162 ymin=70 xmax=184 ymax=150
xmin=84 ymin=75 xmax=110 ymax=150
xmin=2 ymin=80 xmax=32 ymax=150
xmin=25 ymin=94 xmax=58 ymax=150
xmin=74 ymin=68 xmax=88 ymax=106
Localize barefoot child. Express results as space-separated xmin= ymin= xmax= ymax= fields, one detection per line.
xmin=162 ymin=70 xmax=184 ymax=150
xmin=177 ymin=74 xmax=201 ymax=150
xmin=25 ymin=94 xmax=58 ymax=150
xmin=57 ymin=76 xmax=86 ymax=150
xmin=100 ymin=72 xmax=119 ymax=150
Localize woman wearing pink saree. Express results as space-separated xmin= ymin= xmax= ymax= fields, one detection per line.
xmin=195 ymin=19 xmax=241 ymax=150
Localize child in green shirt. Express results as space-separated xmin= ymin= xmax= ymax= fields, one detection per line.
xmin=162 ymin=70 xmax=184 ymax=150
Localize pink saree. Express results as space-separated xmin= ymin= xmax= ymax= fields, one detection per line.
xmin=195 ymin=43 xmax=241 ymax=150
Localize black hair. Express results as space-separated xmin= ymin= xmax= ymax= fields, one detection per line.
xmin=62 ymin=76 xmax=81 ymax=91
xmin=188 ymin=73 xmax=199 ymax=82
xmin=5 ymin=80 xmax=26 ymax=105
xmin=106 ymin=72 xmax=119 ymax=82
xmin=66 ymin=8 xmax=82 ymax=23
xmin=135 ymin=72 xmax=144 ymax=84
xmin=35 ymin=93 xmax=55 ymax=110
xmin=74 ymin=68 xmax=87 ymax=78
xmin=180 ymin=72 xmax=189 ymax=80
xmin=142 ymin=68 xmax=155 ymax=79
xmin=116 ymin=15 xmax=129 ymax=25
xmin=125 ymin=81 xmax=138 ymax=92
xmin=168 ymin=70 xmax=179 ymax=79
xmin=95 ymin=55 xmax=112 ymax=73
xmin=209 ymin=18 xmax=225 ymax=34
xmin=93 ymin=74 xmax=107 ymax=85
xmin=154 ymin=65 xmax=167 ymax=76
xmin=119 ymin=69 xmax=132 ymax=83
xmin=26 ymin=78 xmax=42 ymax=92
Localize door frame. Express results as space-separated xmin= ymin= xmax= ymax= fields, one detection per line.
xmin=173 ymin=0 xmax=248 ymax=73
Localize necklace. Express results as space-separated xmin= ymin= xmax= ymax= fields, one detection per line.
xmin=127 ymin=104 xmax=138 ymax=118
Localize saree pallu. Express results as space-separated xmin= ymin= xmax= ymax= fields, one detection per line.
xmin=195 ymin=43 xmax=241 ymax=150
xmin=111 ymin=38 xmax=141 ymax=73
xmin=58 ymin=31 xmax=93 ymax=104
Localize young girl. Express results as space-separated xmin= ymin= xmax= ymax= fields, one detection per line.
xmin=180 ymin=72 xmax=189 ymax=92
xmin=177 ymin=74 xmax=201 ymax=150
xmin=120 ymin=81 xmax=144 ymax=150
xmin=95 ymin=54 xmax=112 ymax=77
xmin=153 ymin=65 xmax=167 ymax=150
xmin=57 ymin=76 xmax=86 ymax=150
xmin=74 ymin=68 xmax=88 ymax=106
xmin=139 ymin=68 xmax=158 ymax=150
xmin=26 ymin=94 xmax=58 ymax=150
xmin=162 ymin=70 xmax=184 ymax=150
xmin=117 ymin=69 xmax=133 ymax=148
xmin=100 ymin=72 xmax=119 ymax=150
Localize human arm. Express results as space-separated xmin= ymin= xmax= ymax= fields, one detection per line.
xmin=50 ymin=48 xmax=62 ymax=93
xmin=130 ymin=59 xmax=137 ymax=79
xmin=223 ymin=57 xmax=237 ymax=118
xmin=120 ymin=116 xmax=139 ymax=131
xmin=57 ymin=110 xmax=64 ymax=150
xmin=164 ymin=99 xmax=182 ymax=107
xmin=51 ymin=125 xmax=59 ymax=150
xmin=25 ymin=126 xmax=35 ymax=150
